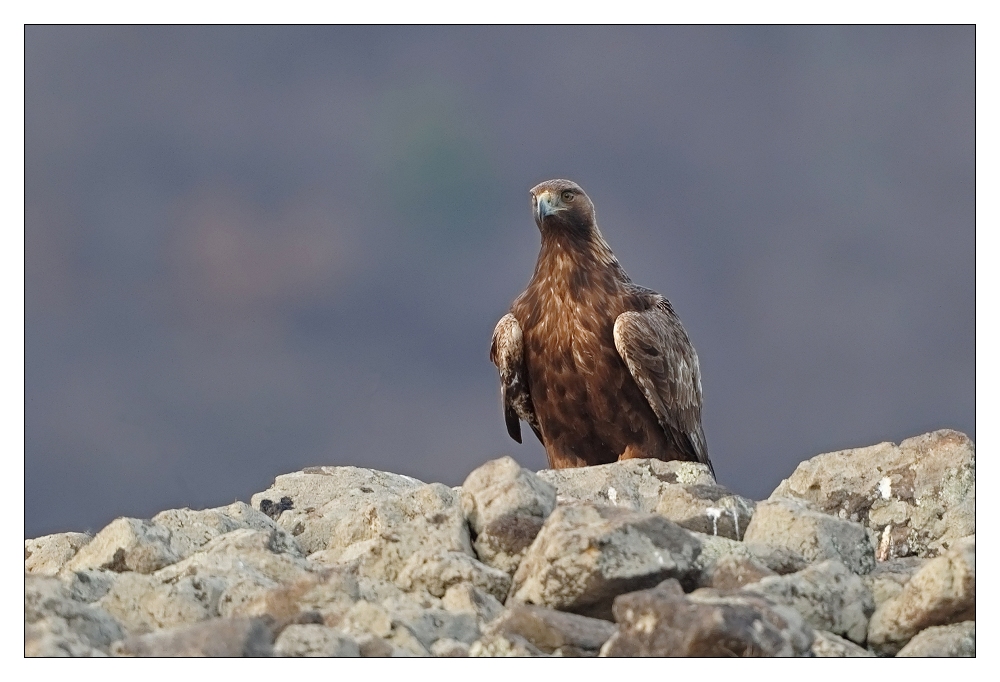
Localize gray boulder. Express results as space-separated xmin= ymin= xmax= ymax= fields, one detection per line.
xmin=810 ymin=630 xmax=875 ymax=657
xmin=479 ymin=603 xmax=616 ymax=656
xmin=896 ymin=621 xmax=975 ymax=657
xmin=250 ymin=466 xmax=424 ymax=555
xmin=743 ymin=497 xmax=875 ymax=575
xmin=868 ymin=535 xmax=975 ymax=655
xmin=537 ymin=459 xmax=754 ymax=540
xmin=273 ymin=624 xmax=360 ymax=656
xmin=461 ymin=456 xmax=556 ymax=575
xmin=863 ymin=556 xmax=928 ymax=610
xmin=744 ymin=559 xmax=875 ymax=644
xmin=64 ymin=517 xmax=180 ymax=575
xmin=25 ymin=532 xmax=92 ymax=576
xmin=601 ymin=579 xmax=814 ymax=657
xmin=25 ymin=574 xmax=125 ymax=656
xmin=770 ymin=429 xmax=974 ymax=560
xmin=508 ymin=503 xmax=701 ymax=620
xmin=111 ymin=617 xmax=273 ymax=656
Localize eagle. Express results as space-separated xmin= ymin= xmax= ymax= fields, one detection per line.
xmin=490 ymin=179 xmax=714 ymax=477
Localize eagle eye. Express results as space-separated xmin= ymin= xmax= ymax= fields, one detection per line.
xmin=561 ymin=190 xmax=575 ymax=202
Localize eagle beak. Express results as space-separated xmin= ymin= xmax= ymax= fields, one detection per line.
xmin=535 ymin=191 xmax=561 ymax=222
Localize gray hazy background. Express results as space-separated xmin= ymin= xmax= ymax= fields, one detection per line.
xmin=25 ymin=26 xmax=974 ymax=538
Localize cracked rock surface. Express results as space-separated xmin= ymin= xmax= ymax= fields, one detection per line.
xmin=26 ymin=430 xmax=974 ymax=657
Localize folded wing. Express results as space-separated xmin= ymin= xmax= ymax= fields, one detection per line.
xmin=613 ymin=298 xmax=714 ymax=476
xmin=490 ymin=313 xmax=543 ymax=445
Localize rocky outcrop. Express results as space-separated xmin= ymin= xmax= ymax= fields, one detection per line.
xmin=769 ymin=429 xmax=974 ymax=560
xmin=600 ymin=579 xmax=814 ymax=657
xmin=507 ymin=504 xmax=701 ymax=620
xmin=867 ymin=535 xmax=975 ymax=655
xmin=26 ymin=429 xmax=975 ymax=657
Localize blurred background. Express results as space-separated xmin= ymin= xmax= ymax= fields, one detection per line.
xmin=25 ymin=26 xmax=974 ymax=538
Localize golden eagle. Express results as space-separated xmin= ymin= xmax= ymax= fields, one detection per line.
xmin=490 ymin=179 xmax=714 ymax=476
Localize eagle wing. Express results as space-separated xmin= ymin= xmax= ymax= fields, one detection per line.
xmin=490 ymin=313 xmax=543 ymax=445
xmin=613 ymin=298 xmax=714 ymax=476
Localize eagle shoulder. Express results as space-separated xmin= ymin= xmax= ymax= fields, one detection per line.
xmin=613 ymin=297 xmax=713 ymax=474
xmin=491 ymin=313 xmax=543 ymax=445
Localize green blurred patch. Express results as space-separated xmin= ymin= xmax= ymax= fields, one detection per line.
xmin=372 ymin=81 xmax=501 ymax=254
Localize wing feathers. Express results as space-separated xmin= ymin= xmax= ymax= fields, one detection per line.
xmin=614 ymin=301 xmax=713 ymax=475
xmin=491 ymin=314 xmax=543 ymax=445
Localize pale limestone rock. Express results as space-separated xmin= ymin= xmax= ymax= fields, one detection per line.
xmin=62 ymin=568 xmax=118 ymax=603
xmin=111 ymin=617 xmax=273 ymax=656
xmin=395 ymin=549 xmax=511 ymax=603
xmin=98 ymin=571 xmax=226 ymax=634
xmin=743 ymin=497 xmax=875 ymax=575
xmin=509 ymin=503 xmax=701 ymax=620
xmin=707 ymin=553 xmax=776 ymax=589
xmin=481 ymin=604 xmax=616 ymax=656
xmin=25 ymin=574 xmax=124 ymax=656
xmin=151 ymin=501 xmax=300 ymax=560
xmin=250 ymin=466 xmax=424 ymax=555
xmin=25 ymin=532 xmax=91 ymax=576
xmin=868 ymin=535 xmax=975 ymax=655
xmin=469 ymin=633 xmax=547 ymax=657
xmin=537 ymin=459 xmax=715 ymax=512
xmin=273 ymin=624 xmax=360 ymax=656
xmin=461 ymin=456 xmax=556 ymax=575
xmin=601 ymin=579 xmax=814 ymax=657
xmin=442 ymin=583 xmax=504 ymax=625
xmin=64 ymin=517 xmax=179 ymax=575
xmin=863 ymin=556 xmax=928 ymax=610
xmin=896 ymin=621 xmax=975 ymax=657
xmin=810 ymin=630 xmax=875 ymax=657
xmin=744 ymin=559 xmax=874 ymax=644
xmin=430 ymin=638 xmax=470 ymax=656
xmin=770 ymin=429 xmax=974 ymax=560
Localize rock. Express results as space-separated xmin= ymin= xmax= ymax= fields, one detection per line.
xmin=98 ymin=571 xmax=226 ymax=634
xmin=867 ymin=535 xmax=975 ymax=655
xmin=469 ymin=633 xmax=547 ymax=657
xmin=744 ymin=559 xmax=874 ymax=644
xmin=863 ymin=556 xmax=928 ymax=610
xmin=64 ymin=517 xmax=180 ymax=575
xmin=151 ymin=501 xmax=300 ymax=560
xmin=25 ymin=574 xmax=125 ymax=656
xmin=273 ymin=624 xmax=360 ymax=656
xmin=62 ymin=569 xmax=118 ymax=603
xmin=111 ymin=617 xmax=273 ymax=656
xmin=509 ymin=504 xmax=701 ymax=620
xmin=442 ymin=583 xmax=505 ymax=625
xmin=743 ymin=498 xmax=875 ymax=575
xmin=537 ymin=459 xmax=754 ymax=540
xmin=97 ymin=527 xmax=311 ymax=633
xmin=896 ymin=621 xmax=975 ymax=657
xmin=770 ymin=429 xmax=974 ymax=560
xmin=25 ymin=532 xmax=92 ymax=576
xmin=810 ymin=630 xmax=875 ymax=657
xmin=481 ymin=604 xmax=616 ymax=656
xmin=461 ymin=456 xmax=557 ymax=575
xmin=379 ymin=598 xmax=480 ymax=649
xmin=356 ymin=634 xmax=394 ymax=657
xmin=233 ymin=567 xmax=359 ymax=627
xmin=708 ymin=553 xmax=776 ymax=590
xmin=250 ymin=466 xmax=424 ymax=555
xmin=342 ymin=600 xmax=393 ymax=638
xmin=394 ymin=549 xmax=511 ymax=603
xmin=537 ymin=459 xmax=715 ymax=511
xmin=306 ymin=481 xmax=503 ymax=603
xmin=430 ymin=638 xmax=470 ymax=656
xmin=601 ymin=579 xmax=814 ymax=657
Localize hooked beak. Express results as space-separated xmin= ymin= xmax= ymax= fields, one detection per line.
xmin=534 ymin=190 xmax=562 ymax=223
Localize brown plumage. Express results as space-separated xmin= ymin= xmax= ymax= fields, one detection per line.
xmin=490 ymin=179 xmax=714 ymax=477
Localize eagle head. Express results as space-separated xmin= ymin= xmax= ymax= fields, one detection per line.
xmin=529 ymin=179 xmax=597 ymax=235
